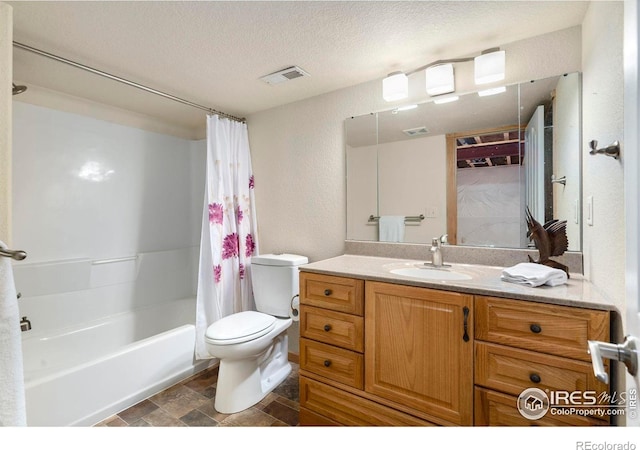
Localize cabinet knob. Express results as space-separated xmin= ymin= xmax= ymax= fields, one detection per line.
xmin=323 ymin=324 xmax=332 ymax=332
xmin=324 ymin=289 xmax=332 ymax=296
xmin=323 ymin=360 xmax=332 ymax=367
xmin=530 ymin=373 xmax=542 ymax=383
xmin=530 ymin=324 xmax=542 ymax=334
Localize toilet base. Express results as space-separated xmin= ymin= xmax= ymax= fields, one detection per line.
xmin=214 ymin=332 xmax=291 ymax=414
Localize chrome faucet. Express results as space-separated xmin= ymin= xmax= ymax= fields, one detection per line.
xmin=20 ymin=316 xmax=31 ymax=332
xmin=428 ymin=234 xmax=449 ymax=268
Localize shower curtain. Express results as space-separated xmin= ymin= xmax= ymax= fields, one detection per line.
xmin=195 ymin=115 xmax=259 ymax=360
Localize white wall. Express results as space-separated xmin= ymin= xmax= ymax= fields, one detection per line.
xmin=346 ymin=144 xmax=378 ymax=241
xmin=553 ymin=72 xmax=582 ymax=249
xmin=0 ymin=2 xmax=12 ymax=244
xmin=248 ymin=26 xmax=583 ymax=262
xmin=581 ymin=2 xmax=625 ymax=319
xmin=347 ymin=134 xmax=447 ymax=243
xmin=378 ymin=135 xmax=447 ymax=242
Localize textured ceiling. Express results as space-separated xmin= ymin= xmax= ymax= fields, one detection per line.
xmin=9 ymin=1 xmax=589 ymax=133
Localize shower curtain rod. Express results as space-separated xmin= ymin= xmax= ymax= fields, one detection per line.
xmin=13 ymin=41 xmax=246 ymax=123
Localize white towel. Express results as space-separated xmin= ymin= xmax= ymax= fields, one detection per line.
xmin=379 ymin=216 xmax=405 ymax=243
xmin=0 ymin=241 xmax=27 ymax=426
xmin=501 ymin=262 xmax=568 ymax=287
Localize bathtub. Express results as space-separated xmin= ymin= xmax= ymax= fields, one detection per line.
xmin=21 ymin=297 xmax=211 ymax=426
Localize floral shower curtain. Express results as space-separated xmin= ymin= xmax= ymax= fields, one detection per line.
xmin=195 ymin=115 xmax=259 ymax=360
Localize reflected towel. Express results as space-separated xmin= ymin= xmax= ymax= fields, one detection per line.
xmin=379 ymin=216 xmax=405 ymax=243
xmin=0 ymin=241 xmax=27 ymax=426
xmin=501 ymin=262 xmax=568 ymax=287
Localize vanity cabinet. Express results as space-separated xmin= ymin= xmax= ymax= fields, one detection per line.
xmin=298 ymin=272 xmax=612 ymax=427
xmin=474 ymin=295 xmax=611 ymax=426
xmin=299 ymin=273 xmax=472 ymax=426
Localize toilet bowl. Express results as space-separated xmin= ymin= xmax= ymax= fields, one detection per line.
xmin=204 ymin=253 xmax=308 ymax=414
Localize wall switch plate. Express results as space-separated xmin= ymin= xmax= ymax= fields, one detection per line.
xmin=587 ymin=196 xmax=594 ymax=226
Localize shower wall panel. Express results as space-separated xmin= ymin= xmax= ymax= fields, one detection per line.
xmin=12 ymin=101 xmax=205 ymax=264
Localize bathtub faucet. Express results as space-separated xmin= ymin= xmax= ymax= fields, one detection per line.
xmin=20 ymin=316 xmax=31 ymax=332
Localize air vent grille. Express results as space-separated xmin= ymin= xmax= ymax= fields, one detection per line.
xmin=260 ymin=66 xmax=309 ymax=85
xmin=403 ymin=126 xmax=429 ymax=137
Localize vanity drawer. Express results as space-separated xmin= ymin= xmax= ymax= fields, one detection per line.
xmin=300 ymin=305 xmax=364 ymax=352
xmin=475 ymin=296 xmax=609 ymax=361
xmin=300 ymin=338 xmax=364 ymax=389
xmin=300 ymin=272 xmax=364 ymax=315
xmin=474 ymin=387 xmax=606 ymax=426
xmin=300 ymin=376 xmax=434 ymax=426
xmin=475 ymin=342 xmax=609 ymax=398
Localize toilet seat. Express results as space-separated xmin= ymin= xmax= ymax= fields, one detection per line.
xmin=205 ymin=311 xmax=276 ymax=346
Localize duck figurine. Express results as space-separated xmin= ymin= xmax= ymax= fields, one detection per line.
xmin=525 ymin=207 xmax=570 ymax=277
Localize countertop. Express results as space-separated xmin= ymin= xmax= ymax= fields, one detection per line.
xmin=299 ymin=254 xmax=617 ymax=312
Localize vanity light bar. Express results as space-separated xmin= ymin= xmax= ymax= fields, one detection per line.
xmin=382 ymin=48 xmax=505 ymax=102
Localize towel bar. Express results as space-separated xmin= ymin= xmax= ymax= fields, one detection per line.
xmin=368 ymin=214 xmax=425 ymax=223
xmin=0 ymin=248 xmax=27 ymax=260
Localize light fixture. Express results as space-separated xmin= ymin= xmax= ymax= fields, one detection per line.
xmin=477 ymin=86 xmax=507 ymax=97
xmin=382 ymin=71 xmax=408 ymax=102
xmin=474 ymin=49 xmax=506 ymax=85
xmin=433 ymin=95 xmax=459 ymax=104
xmin=425 ymin=64 xmax=455 ymax=96
xmin=382 ymin=47 xmax=506 ymax=102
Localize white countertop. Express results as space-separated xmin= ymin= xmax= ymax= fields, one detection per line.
xmin=299 ymin=254 xmax=617 ymax=312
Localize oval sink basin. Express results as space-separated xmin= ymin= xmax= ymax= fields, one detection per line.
xmin=390 ymin=267 xmax=473 ymax=281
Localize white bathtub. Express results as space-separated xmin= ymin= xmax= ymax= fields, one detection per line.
xmin=22 ymin=297 xmax=210 ymax=426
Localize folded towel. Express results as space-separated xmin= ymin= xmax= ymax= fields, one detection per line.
xmin=379 ymin=216 xmax=405 ymax=243
xmin=501 ymin=262 xmax=568 ymax=287
xmin=0 ymin=241 xmax=27 ymax=426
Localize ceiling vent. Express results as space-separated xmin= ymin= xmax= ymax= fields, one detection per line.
xmin=260 ymin=66 xmax=310 ymax=85
xmin=403 ymin=126 xmax=429 ymax=137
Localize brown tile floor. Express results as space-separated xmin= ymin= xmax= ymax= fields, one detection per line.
xmin=95 ymin=362 xmax=299 ymax=427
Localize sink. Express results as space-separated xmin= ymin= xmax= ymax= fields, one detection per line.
xmin=389 ymin=266 xmax=473 ymax=281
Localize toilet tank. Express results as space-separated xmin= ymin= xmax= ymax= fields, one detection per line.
xmin=251 ymin=253 xmax=308 ymax=317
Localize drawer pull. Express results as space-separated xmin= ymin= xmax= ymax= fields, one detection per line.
xmin=529 ymin=373 xmax=542 ymax=383
xmin=530 ymin=324 xmax=542 ymax=334
xmin=323 ymin=324 xmax=332 ymax=332
xmin=324 ymin=289 xmax=332 ymax=296
xmin=462 ymin=306 xmax=470 ymax=342
xmin=323 ymin=360 xmax=332 ymax=367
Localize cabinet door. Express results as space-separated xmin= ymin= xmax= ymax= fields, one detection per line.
xmin=364 ymin=281 xmax=474 ymax=425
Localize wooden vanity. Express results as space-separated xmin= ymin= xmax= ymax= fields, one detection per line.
xmin=297 ymin=256 xmax=614 ymax=427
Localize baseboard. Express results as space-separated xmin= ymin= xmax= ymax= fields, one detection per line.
xmin=288 ymin=352 xmax=299 ymax=364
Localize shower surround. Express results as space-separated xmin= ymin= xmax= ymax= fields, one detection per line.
xmin=12 ymin=101 xmax=207 ymax=425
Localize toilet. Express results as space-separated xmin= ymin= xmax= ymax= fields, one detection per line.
xmin=205 ymin=253 xmax=308 ymax=414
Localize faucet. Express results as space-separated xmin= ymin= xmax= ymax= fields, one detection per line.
xmin=20 ymin=316 xmax=31 ymax=332
xmin=428 ymin=234 xmax=448 ymax=268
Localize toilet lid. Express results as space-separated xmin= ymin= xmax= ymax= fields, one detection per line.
xmin=205 ymin=311 xmax=276 ymax=345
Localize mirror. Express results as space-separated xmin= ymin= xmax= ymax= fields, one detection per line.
xmin=345 ymin=72 xmax=582 ymax=251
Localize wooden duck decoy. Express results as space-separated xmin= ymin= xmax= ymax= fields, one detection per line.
xmin=525 ymin=207 xmax=570 ymax=277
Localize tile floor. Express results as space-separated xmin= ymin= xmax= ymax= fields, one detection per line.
xmin=95 ymin=362 xmax=300 ymax=427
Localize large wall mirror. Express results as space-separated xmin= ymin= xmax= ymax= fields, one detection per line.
xmin=346 ymin=72 xmax=582 ymax=251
